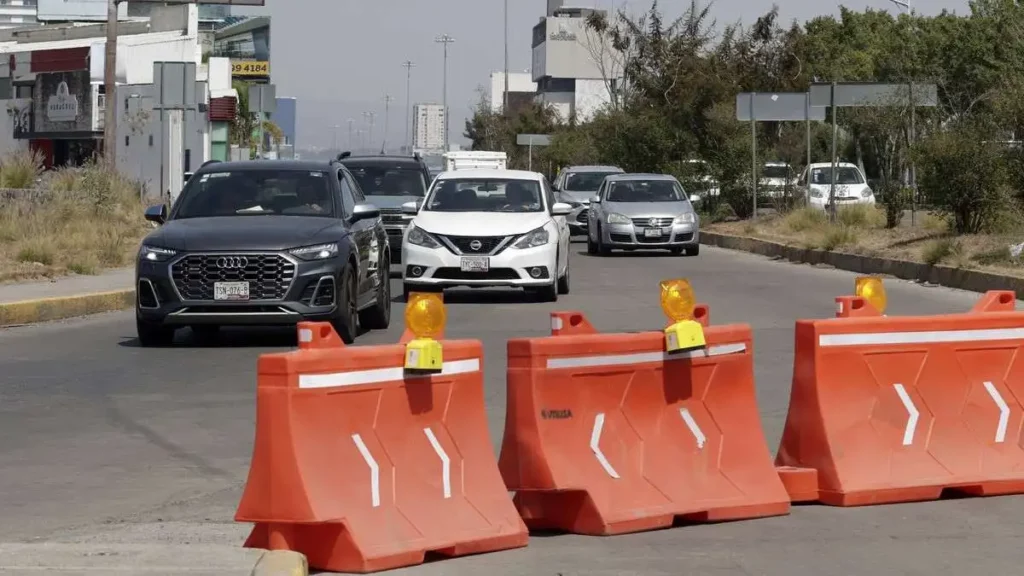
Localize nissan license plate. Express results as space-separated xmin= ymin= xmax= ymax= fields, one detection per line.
xmin=460 ymin=256 xmax=490 ymax=272
xmin=214 ymin=281 xmax=250 ymax=301
xmin=643 ymin=228 xmax=663 ymax=238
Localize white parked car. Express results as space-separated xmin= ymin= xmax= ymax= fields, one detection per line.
xmin=401 ymin=169 xmax=573 ymax=301
xmin=799 ymin=162 xmax=875 ymax=210
xmin=761 ymin=161 xmax=795 ymax=198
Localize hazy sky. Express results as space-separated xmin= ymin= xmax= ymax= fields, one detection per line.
xmin=239 ymin=0 xmax=970 ymax=151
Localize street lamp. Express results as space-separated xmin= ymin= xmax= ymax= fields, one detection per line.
xmin=402 ymin=61 xmax=415 ymax=152
xmin=382 ymin=94 xmax=394 ymax=154
xmin=435 ymin=34 xmax=455 ymax=152
xmin=503 ymin=0 xmax=509 ymax=114
xmin=347 ymin=118 xmax=354 ymax=149
xmin=363 ymin=111 xmax=377 ymax=150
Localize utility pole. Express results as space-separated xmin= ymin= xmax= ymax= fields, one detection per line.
xmin=332 ymin=124 xmax=339 ymax=152
xmin=346 ymin=118 xmax=354 ymax=149
xmin=104 ymin=0 xmax=119 ymax=169
xmin=434 ymin=34 xmax=455 ymax=152
xmin=363 ymin=111 xmax=377 ymax=151
xmin=402 ymin=60 xmax=415 ymax=152
xmin=381 ymin=94 xmax=394 ymax=154
xmin=503 ymin=0 xmax=509 ymax=114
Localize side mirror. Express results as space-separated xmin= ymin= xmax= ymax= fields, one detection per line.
xmin=144 ymin=203 xmax=167 ymax=224
xmin=401 ymin=200 xmax=420 ymax=215
xmin=590 ymin=196 xmax=601 ymax=203
xmin=351 ymin=202 xmax=380 ymax=223
xmin=551 ymin=202 xmax=572 ymax=216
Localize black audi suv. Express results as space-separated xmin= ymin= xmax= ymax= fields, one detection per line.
xmin=134 ymin=160 xmax=392 ymax=346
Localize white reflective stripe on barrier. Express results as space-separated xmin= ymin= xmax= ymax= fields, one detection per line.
xmin=551 ymin=316 xmax=564 ymax=331
xmin=819 ymin=328 xmax=1024 ymax=347
xmin=590 ymin=413 xmax=620 ymax=479
xmin=546 ymin=343 xmax=746 ymax=370
xmin=892 ymin=384 xmax=919 ymax=446
xmin=679 ymin=408 xmax=706 ymax=449
xmin=983 ymin=381 xmax=1011 ymax=443
xmin=298 ymin=358 xmax=481 ymax=389
xmin=351 ymin=434 xmax=381 ymax=508
xmin=423 ymin=427 xmax=452 ymax=499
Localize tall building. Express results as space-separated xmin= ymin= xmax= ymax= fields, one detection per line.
xmin=0 ymin=0 xmax=38 ymax=29
xmin=412 ymin=103 xmax=445 ymax=153
xmin=488 ymin=71 xmax=538 ymax=113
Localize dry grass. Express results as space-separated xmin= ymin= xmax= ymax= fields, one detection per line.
xmin=0 ymin=157 xmax=150 ymax=283
xmin=708 ymin=204 xmax=1024 ymax=278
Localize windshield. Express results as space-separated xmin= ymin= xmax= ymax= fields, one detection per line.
xmin=606 ymin=180 xmax=685 ymax=203
xmin=763 ymin=165 xmax=790 ymax=179
xmin=346 ymin=164 xmax=427 ymax=197
xmin=424 ymin=178 xmax=544 ymax=213
xmin=563 ymin=171 xmax=619 ymax=191
xmin=173 ymin=170 xmax=335 ymax=219
xmin=810 ymin=167 xmax=865 ymax=185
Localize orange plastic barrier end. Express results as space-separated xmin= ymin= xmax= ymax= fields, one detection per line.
xmin=550 ymin=311 xmax=597 ymax=336
xmin=776 ymin=466 xmax=819 ymax=503
xmin=834 ymin=296 xmax=880 ymax=318
xmin=297 ymin=322 xmax=345 ymax=349
xmin=971 ymin=290 xmax=1016 ymax=313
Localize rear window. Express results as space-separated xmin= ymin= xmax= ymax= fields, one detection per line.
xmin=344 ymin=163 xmax=427 ymax=197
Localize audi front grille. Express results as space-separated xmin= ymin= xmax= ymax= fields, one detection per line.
xmin=438 ymin=235 xmax=511 ymax=255
xmin=170 ymin=254 xmax=296 ymax=301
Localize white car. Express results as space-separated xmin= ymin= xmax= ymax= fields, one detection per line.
xmin=401 ymin=169 xmax=573 ymax=301
xmin=799 ymin=162 xmax=875 ymax=210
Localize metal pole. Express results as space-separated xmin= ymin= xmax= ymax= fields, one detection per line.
xmin=528 ymin=140 xmax=533 ymax=171
xmin=103 ymin=0 xmax=118 ymax=168
xmin=382 ymin=95 xmax=393 ymax=154
xmin=750 ymin=92 xmax=757 ymax=219
xmin=435 ymin=34 xmax=455 ymax=152
xmin=806 ymin=92 xmax=812 ymax=203
xmin=829 ymin=81 xmax=838 ymax=222
xmin=402 ymin=61 xmax=414 ymax=152
xmin=909 ymin=80 xmax=917 ymax=226
xmin=347 ymin=118 xmax=353 ymax=149
xmin=503 ymin=0 xmax=509 ymax=114
xmin=159 ymin=108 xmax=165 ymax=200
xmin=256 ymin=88 xmax=264 ymax=158
xmin=332 ymin=125 xmax=338 ymax=152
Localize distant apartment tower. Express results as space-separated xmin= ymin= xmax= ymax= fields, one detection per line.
xmin=413 ymin=103 xmax=445 ymax=153
xmin=0 ymin=0 xmax=38 ymax=29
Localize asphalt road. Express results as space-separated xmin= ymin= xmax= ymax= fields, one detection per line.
xmin=1 ymin=244 xmax=1022 ymax=575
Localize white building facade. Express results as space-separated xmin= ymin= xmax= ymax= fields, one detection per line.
xmin=0 ymin=0 xmax=38 ymax=29
xmin=487 ymin=71 xmax=537 ymax=113
xmin=412 ymin=102 xmax=444 ymax=153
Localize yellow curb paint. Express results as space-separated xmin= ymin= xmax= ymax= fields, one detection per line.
xmin=250 ymin=550 xmax=308 ymax=576
xmin=0 ymin=289 xmax=135 ymax=327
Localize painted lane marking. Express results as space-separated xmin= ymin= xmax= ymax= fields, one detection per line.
xmin=546 ymin=343 xmax=746 ymax=370
xmin=590 ymin=413 xmax=620 ymax=479
xmin=298 ymin=358 xmax=480 ymax=389
xmin=893 ymin=384 xmax=919 ymax=446
xmin=351 ymin=434 xmax=380 ymax=508
xmin=983 ymin=381 xmax=1010 ymax=443
xmin=679 ymin=408 xmax=706 ymax=449
xmin=423 ymin=427 xmax=452 ymax=499
xmin=819 ymin=328 xmax=1024 ymax=348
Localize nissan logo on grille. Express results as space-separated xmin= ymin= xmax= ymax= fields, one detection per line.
xmin=469 ymin=240 xmax=483 ymax=251
xmin=217 ymin=256 xmax=249 ymax=269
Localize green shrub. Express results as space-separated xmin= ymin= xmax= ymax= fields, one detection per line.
xmin=922 ymin=237 xmax=962 ymax=266
xmin=1 ymin=149 xmax=42 ymax=189
xmin=877 ymin=181 xmax=910 ymax=229
xmin=821 ymin=226 xmax=857 ymax=251
xmin=837 ymin=204 xmax=885 ymax=228
xmin=784 ymin=207 xmax=827 ymax=232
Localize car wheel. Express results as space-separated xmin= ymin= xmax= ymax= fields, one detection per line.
xmin=587 ymin=231 xmax=597 ymax=254
xmin=685 ymin=245 xmax=700 ymax=256
xmin=331 ymin=266 xmax=359 ymax=344
xmin=597 ymin=225 xmax=611 ymax=256
xmin=557 ymin=259 xmax=570 ymax=295
xmin=137 ymin=317 xmax=175 ymax=347
xmin=531 ymin=280 xmax=558 ymax=302
xmin=359 ymin=252 xmax=391 ymax=330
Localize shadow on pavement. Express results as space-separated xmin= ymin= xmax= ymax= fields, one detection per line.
xmin=118 ymin=326 xmax=303 ymax=349
xmin=574 ymin=249 xmax=687 ymax=259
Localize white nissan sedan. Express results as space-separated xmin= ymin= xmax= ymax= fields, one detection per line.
xmin=400 ymin=169 xmax=573 ymax=302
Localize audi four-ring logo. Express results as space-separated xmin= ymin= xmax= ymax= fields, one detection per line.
xmin=217 ymin=256 xmax=249 ymax=269
xmin=469 ymin=240 xmax=483 ymax=251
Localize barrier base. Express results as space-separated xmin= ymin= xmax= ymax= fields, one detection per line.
xmin=244 ymin=521 xmax=528 ymax=573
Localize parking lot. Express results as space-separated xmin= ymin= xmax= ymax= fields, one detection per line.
xmin=2 ymin=243 xmax=1022 ymax=575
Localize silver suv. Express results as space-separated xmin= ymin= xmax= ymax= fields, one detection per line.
xmin=552 ymin=165 xmax=624 ymax=235
xmin=587 ymin=173 xmax=700 ymax=256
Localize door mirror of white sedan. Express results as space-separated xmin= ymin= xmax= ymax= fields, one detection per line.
xmin=401 ymin=201 xmax=419 ymax=215
xmin=551 ymin=202 xmax=572 ymax=216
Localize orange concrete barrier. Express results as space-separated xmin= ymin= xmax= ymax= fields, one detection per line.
xmin=775 ymin=289 xmax=1024 ymax=506
xmin=499 ymin=309 xmax=790 ymax=536
xmin=235 ymin=322 xmax=527 ymax=573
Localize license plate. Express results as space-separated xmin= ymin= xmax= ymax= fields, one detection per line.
xmin=460 ymin=256 xmax=490 ymax=272
xmin=643 ymin=228 xmax=663 ymax=238
xmin=214 ymin=281 xmax=250 ymax=301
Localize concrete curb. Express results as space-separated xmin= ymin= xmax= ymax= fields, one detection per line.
xmin=700 ymin=231 xmax=1024 ymax=297
xmin=0 ymin=289 xmax=134 ymax=327
xmin=250 ymin=550 xmax=308 ymax=576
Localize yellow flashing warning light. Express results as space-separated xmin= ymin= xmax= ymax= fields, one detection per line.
xmin=659 ymin=279 xmax=707 ymax=354
xmin=404 ymin=292 xmax=445 ymax=373
xmin=855 ymin=276 xmax=887 ymax=314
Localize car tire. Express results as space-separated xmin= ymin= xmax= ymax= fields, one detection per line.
xmin=532 ymin=280 xmax=558 ymax=302
xmin=359 ymin=252 xmax=391 ymax=330
xmin=331 ymin=266 xmax=359 ymax=344
xmin=587 ymin=232 xmax=597 ymax=254
xmin=685 ymin=245 xmax=700 ymax=256
xmin=137 ymin=317 xmax=175 ymax=347
xmin=557 ymin=260 xmax=570 ymax=295
xmin=597 ymin=225 xmax=611 ymax=256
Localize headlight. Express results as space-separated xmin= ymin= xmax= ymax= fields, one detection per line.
xmin=406 ymin=224 xmax=440 ymax=249
xmin=606 ymin=212 xmax=631 ymax=225
xmin=673 ymin=213 xmax=697 ymax=224
xmin=513 ymin=226 xmax=550 ymax=249
xmin=861 ymin=188 xmax=873 ymax=198
xmin=139 ymin=245 xmax=176 ymax=262
xmin=290 ymin=243 xmax=339 ymax=261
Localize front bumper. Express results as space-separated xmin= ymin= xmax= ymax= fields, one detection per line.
xmin=600 ymin=222 xmax=700 ymax=248
xmin=135 ymin=252 xmax=346 ymax=327
xmin=809 ymin=196 xmax=877 ymax=210
xmin=567 ymin=204 xmax=590 ymax=233
xmin=402 ymin=241 xmax=558 ymax=288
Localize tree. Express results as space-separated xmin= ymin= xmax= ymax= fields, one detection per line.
xmin=229 ymin=80 xmax=284 ymax=154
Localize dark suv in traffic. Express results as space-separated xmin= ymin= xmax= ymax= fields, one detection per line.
xmin=134 ymin=160 xmax=392 ymax=346
xmin=336 ymin=152 xmax=433 ymax=261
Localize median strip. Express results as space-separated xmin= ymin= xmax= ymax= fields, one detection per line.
xmin=0 ymin=289 xmax=135 ymax=327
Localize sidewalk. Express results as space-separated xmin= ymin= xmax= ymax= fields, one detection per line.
xmin=0 ymin=268 xmax=134 ymax=326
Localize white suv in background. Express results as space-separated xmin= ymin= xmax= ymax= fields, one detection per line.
xmin=400 ymin=169 xmax=573 ymax=302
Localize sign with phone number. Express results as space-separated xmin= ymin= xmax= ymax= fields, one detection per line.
xmin=231 ymin=60 xmax=270 ymax=77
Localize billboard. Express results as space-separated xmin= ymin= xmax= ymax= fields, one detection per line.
xmin=33 ymin=71 xmax=95 ymax=134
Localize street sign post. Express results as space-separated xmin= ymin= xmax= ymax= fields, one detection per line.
xmin=809 ymin=81 xmax=938 ymax=222
xmin=735 ymin=92 xmax=826 ymax=217
xmin=153 ymin=61 xmax=197 ymax=204
xmin=248 ymin=84 xmax=276 ymax=158
xmin=516 ymin=134 xmax=551 ymax=171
